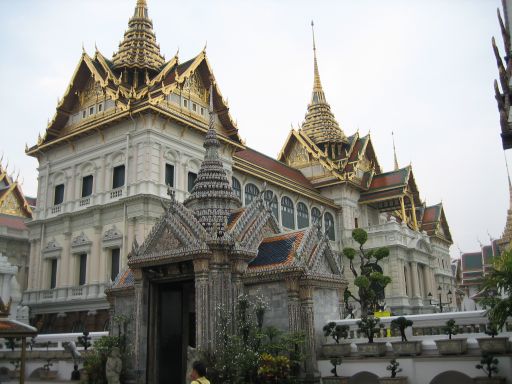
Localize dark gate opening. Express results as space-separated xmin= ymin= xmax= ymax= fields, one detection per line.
xmin=151 ymin=280 xmax=195 ymax=384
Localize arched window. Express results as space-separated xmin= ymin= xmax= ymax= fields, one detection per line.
xmin=281 ymin=196 xmax=295 ymax=229
xmin=312 ymin=207 xmax=322 ymax=227
xmin=244 ymin=183 xmax=259 ymax=205
xmin=324 ymin=212 xmax=335 ymax=240
xmin=265 ymin=190 xmax=279 ymax=220
xmin=232 ymin=177 xmax=241 ymax=199
xmin=297 ymin=202 xmax=309 ymax=229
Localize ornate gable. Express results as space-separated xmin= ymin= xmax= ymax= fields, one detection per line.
xmin=229 ymin=187 xmax=280 ymax=255
xmin=0 ymin=163 xmax=32 ymax=218
xmin=129 ymin=192 xmax=209 ymax=268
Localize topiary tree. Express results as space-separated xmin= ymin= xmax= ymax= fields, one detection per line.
xmin=357 ymin=316 xmax=382 ymax=343
xmin=343 ymin=228 xmax=392 ymax=316
xmin=322 ymin=322 xmax=349 ymax=344
xmin=476 ymin=354 xmax=499 ymax=378
xmin=391 ymin=316 xmax=413 ymax=342
xmin=443 ymin=319 xmax=459 ymax=340
xmin=386 ymin=359 xmax=402 ymax=378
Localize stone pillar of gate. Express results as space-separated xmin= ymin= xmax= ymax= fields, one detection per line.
xmin=193 ymin=258 xmax=210 ymax=353
xmin=131 ymin=268 xmax=148 ymax=381
xmin=299 ymin=285 xmax=320 ymax=383
xmin=286 ymin=278 xmax=300 ymax=332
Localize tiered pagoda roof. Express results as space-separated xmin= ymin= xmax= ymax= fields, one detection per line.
xmin=26 ymin=1 xmax=242 ymax=157
xmin=301 ymin=22 xmax=347 ymax=149
xmin=112 ymin=0 xmax=165 ymax=72
xmin=184 ymin=84 xmax=242 ymax=234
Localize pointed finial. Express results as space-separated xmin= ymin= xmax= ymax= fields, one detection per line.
xmin=95 ymin=42 xmax=98 ymax=52
xmin=82 ymin=42 xmax=85 ymax=54
xmin=203 ymin=41 xmax=208 ymax=52
xmin=311 ymin=20 xmax=316 ymax=51
xmin=310 ymin=20 xmax=325 ymax=103
xmin=392 ymin=131 xmax=399 ymax=171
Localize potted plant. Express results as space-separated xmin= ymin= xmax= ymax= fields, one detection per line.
xmin=474 ymin=354 xmax=506 ymax=384
xmin=434 ymin=318 xmax=467 ymax=355
xmin=379 ymin=359 xmax=407 ymax=384
xmin=39 ymin=358 xmax=58 ymax=380
xmin=390 ymin=317 xmax=421 ymax=356
xmin=322 ymin=322 xmax=351 ymax=357
xmin=476 ymin=322 xmax=509 ymax=354
xmin=356 ymin=316 xmax=387 ymax=357
xmin=322 ymin=357 xmax=349 ymax=384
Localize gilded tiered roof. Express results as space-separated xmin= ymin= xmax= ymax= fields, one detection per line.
xmin=112 ymin=0 xmax=165 ymax=72
xmin=184 ymin=83 xmax=242 ymax=234
xmin=301 ymin=22 xmax=346 ymax=146
xmin=0 ymin=160 xmax=33 ymax=219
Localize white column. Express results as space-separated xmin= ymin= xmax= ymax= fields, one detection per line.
xmin=89 ymin=227 xmax=102 ymax=284
xmin=410 ymin=261 xmax=421 ymax=298
xmin=59 ymin=233 xmax=71 ymax=287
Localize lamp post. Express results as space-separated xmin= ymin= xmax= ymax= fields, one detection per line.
xmin=428 ymin=285 xmax=452 ymax=313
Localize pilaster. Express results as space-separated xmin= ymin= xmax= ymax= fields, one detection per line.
xmin=286 ymin=279 xmax=300 ymax=332
xmin=299 ymin=285 xmax=319 ymax=379
xmin=193 ymin=258 xmax=210 ymax=352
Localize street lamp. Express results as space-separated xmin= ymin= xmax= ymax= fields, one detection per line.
xmin=428 ymin=285 xmax=452 ymax=313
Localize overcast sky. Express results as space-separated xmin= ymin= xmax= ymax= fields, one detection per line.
xmin=0 ymin=0 xmax=508 ymax=258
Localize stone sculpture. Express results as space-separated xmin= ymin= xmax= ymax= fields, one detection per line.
xmin=106 ymin=347 xmax=122 ymax=384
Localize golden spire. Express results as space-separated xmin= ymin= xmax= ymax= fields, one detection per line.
xmin=112 ymin=0 xmax=165 ymax=73
xmin=301 ymin=21 xmax=347 ymax=149
xmin=311 ymin=21 xmax=325 ymax=104
xmin=392 ymin=131 xmax=399 ymax=171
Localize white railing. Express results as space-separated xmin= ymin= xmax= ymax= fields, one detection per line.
xmin=0 ymin=331 xmax=109 ymax=352
xmin=110 ymin=188 xmax=123 ymax=199
xmin=327 ymin=310 xmax=511 ymax=349
xmin=79 ymin=197 xmax=91 ymax=207
xmin=22 ymin=283 xmax=108 ymax=306
xmin=50 ymin=204 xmax=62 ymax=214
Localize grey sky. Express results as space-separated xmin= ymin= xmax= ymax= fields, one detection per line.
xmin=0 ymin=0 xmax=507 ymax=258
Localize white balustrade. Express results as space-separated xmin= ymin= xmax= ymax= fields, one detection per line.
xmin=110 ymin=188 xmax=123 ymax=199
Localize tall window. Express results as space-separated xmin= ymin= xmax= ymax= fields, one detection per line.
xmin=50 ymin=259 xmax=57 ymax=289
xmin=54 ymin=184 xmax=64 ymax=205
xmin=281 ymin=196 xmax=295 ymax=229
xmin=297 ymin=202 xmax=310 ymax=229
xmin=244 ymin=183 xmax=259 ymax=205
xmin=354 ymin=217 xmax=359 ymax=229
xmin=112 ymin=165 xmax=125 ymax=189
xmin=78 ymin=254 xmax=87 ymax=286
xmin=264 ymin=190 xmax=279 ymax=219
xmin=324 ymin=212 xmax=335 ymax=241
xmin=81 ymin=175 xmax=93 ymax=197
xmin=232 ymin=177 xmax=241 ymax=199
xmin=188 ymin=172 xmax=197 ymax=193
xmin=111 ymin=248 xmax=120 ymax=282
xmin=165 ymin=164 xmax=175 ymax=187
xmin=312 ymin=207 xmax=321 ymax=227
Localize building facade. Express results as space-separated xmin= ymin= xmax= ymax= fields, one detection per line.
xmin=23 ymin=0 xmax=454 ymax=337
